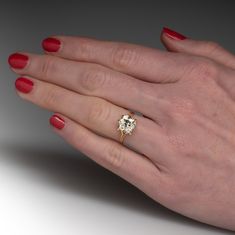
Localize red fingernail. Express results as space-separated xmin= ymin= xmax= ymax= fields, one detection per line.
xmin=163 ymin=27 xmax=187 ymax=40
xmin=8 ymin=53 xmax=29 ymax=69
xmin=42 ymin=37 xmax=61 ymax=52
xmin=50 ymin=114 xmax=65 ymax=130
xmin=15 ymin=77 xmax=34 ymax=93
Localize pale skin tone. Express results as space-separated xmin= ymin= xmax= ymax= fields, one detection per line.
xmin=8 ymin=29 xmax=235 ymax=231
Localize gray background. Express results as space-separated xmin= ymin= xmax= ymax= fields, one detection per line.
xmin=0 ymin=1 xmax=234 ymax=234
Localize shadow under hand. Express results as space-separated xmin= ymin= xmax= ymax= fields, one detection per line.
xmin=0 ymin=142 xmax=231 ymax=234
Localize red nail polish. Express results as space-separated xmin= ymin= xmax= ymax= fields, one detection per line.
xmin=50 ymin=114 xmax=65 ymax=129
xmin=42 ymin=37 xmax=61 ymax=52
xmin=15 ymin=77 xmax=34 ymax=93
xmin=8 ymin=53 xmax=29 ymax=69
xmin=163 ymin=27 xmax=187 ymax=40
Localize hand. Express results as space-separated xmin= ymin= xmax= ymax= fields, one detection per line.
xmin=8 ymin=27 xmax=235 ymax=231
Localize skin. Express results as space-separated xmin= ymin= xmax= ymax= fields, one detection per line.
xmin=9 ymin=30 xmax=235 ymax=231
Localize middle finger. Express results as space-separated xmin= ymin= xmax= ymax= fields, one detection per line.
xmin=8 ymin=52 xmax=167 ymax=121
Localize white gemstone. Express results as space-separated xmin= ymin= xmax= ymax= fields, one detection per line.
xmin=118 ymin=114 xmax=136 ymax=135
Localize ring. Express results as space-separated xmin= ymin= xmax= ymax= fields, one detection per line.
xmin=117 ymin=112 xmax=137 ymax=144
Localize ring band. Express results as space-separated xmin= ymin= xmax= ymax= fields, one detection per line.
xmin=117 ymin=112 xmax=137 ymax=144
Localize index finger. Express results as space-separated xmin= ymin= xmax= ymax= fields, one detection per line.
xmin=42 ymin=36 xmax=194 ymax=83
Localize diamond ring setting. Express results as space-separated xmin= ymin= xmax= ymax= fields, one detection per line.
xmin=117 ymin=113 xmax=137 ymax=144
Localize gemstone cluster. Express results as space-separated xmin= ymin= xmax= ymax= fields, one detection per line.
xmin=118 ymin=114 xmax=136 ymax=135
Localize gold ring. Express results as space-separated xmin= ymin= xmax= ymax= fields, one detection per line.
xmin=117 ymin=112 xmax=137 ymax=144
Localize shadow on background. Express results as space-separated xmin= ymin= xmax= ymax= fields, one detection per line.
xmin=0 ymin=142 xmax=232 ymax=234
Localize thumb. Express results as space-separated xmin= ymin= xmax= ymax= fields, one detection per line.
xmin=161 ymin=27 xmax=235 ymax=69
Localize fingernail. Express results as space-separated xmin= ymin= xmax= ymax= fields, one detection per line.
xmin=15 ymin=77 xmax=34 ymax=93
xmin=163 ymin=27 xmax=187 ymax=40
xmin=42 ymin=37 xmax=61 ymax=52
xmin=50 ymin=114 xmax=65 ymax=130
xmin=8 ymin=53 xmax=29 ymax=69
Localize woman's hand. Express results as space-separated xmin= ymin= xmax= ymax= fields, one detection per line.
xmin=8 ymin=27 xmax=235 ymax=230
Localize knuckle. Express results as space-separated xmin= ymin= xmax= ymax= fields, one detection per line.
xmin=71 ymin=128 xmax=89 ymax=150
xmin=87 ymin=100 xmax=111 ymax=124
xmin=104 ymin=142 xmax=124 ymax=169
xmin=168 ymin=133 xmax=197 ymax=157
xmin=168 ymin=97 xmax=197 ymax=120
xmin=204 ymin=41 xmax=222 ymax=54
xmin=198 ymin=59 xmax=218 ymax=79
xmin=76 ymin=38 xmax=94 ymax=59
xmin=80 ymin=67 xmax=110 ymax=93
xmin=190 ymin=58 xmax=218 ymax=81
xmin=40 ymin=56 xmax=54 ymax=78
xmin=111 ymin=43 xmax=141 ymax=68
xmin=43 ymin=89 xmax=60 ymax=107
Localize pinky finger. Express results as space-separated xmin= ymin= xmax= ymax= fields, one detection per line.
xmin=49 ymin=113 xmax=161 ymax=194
